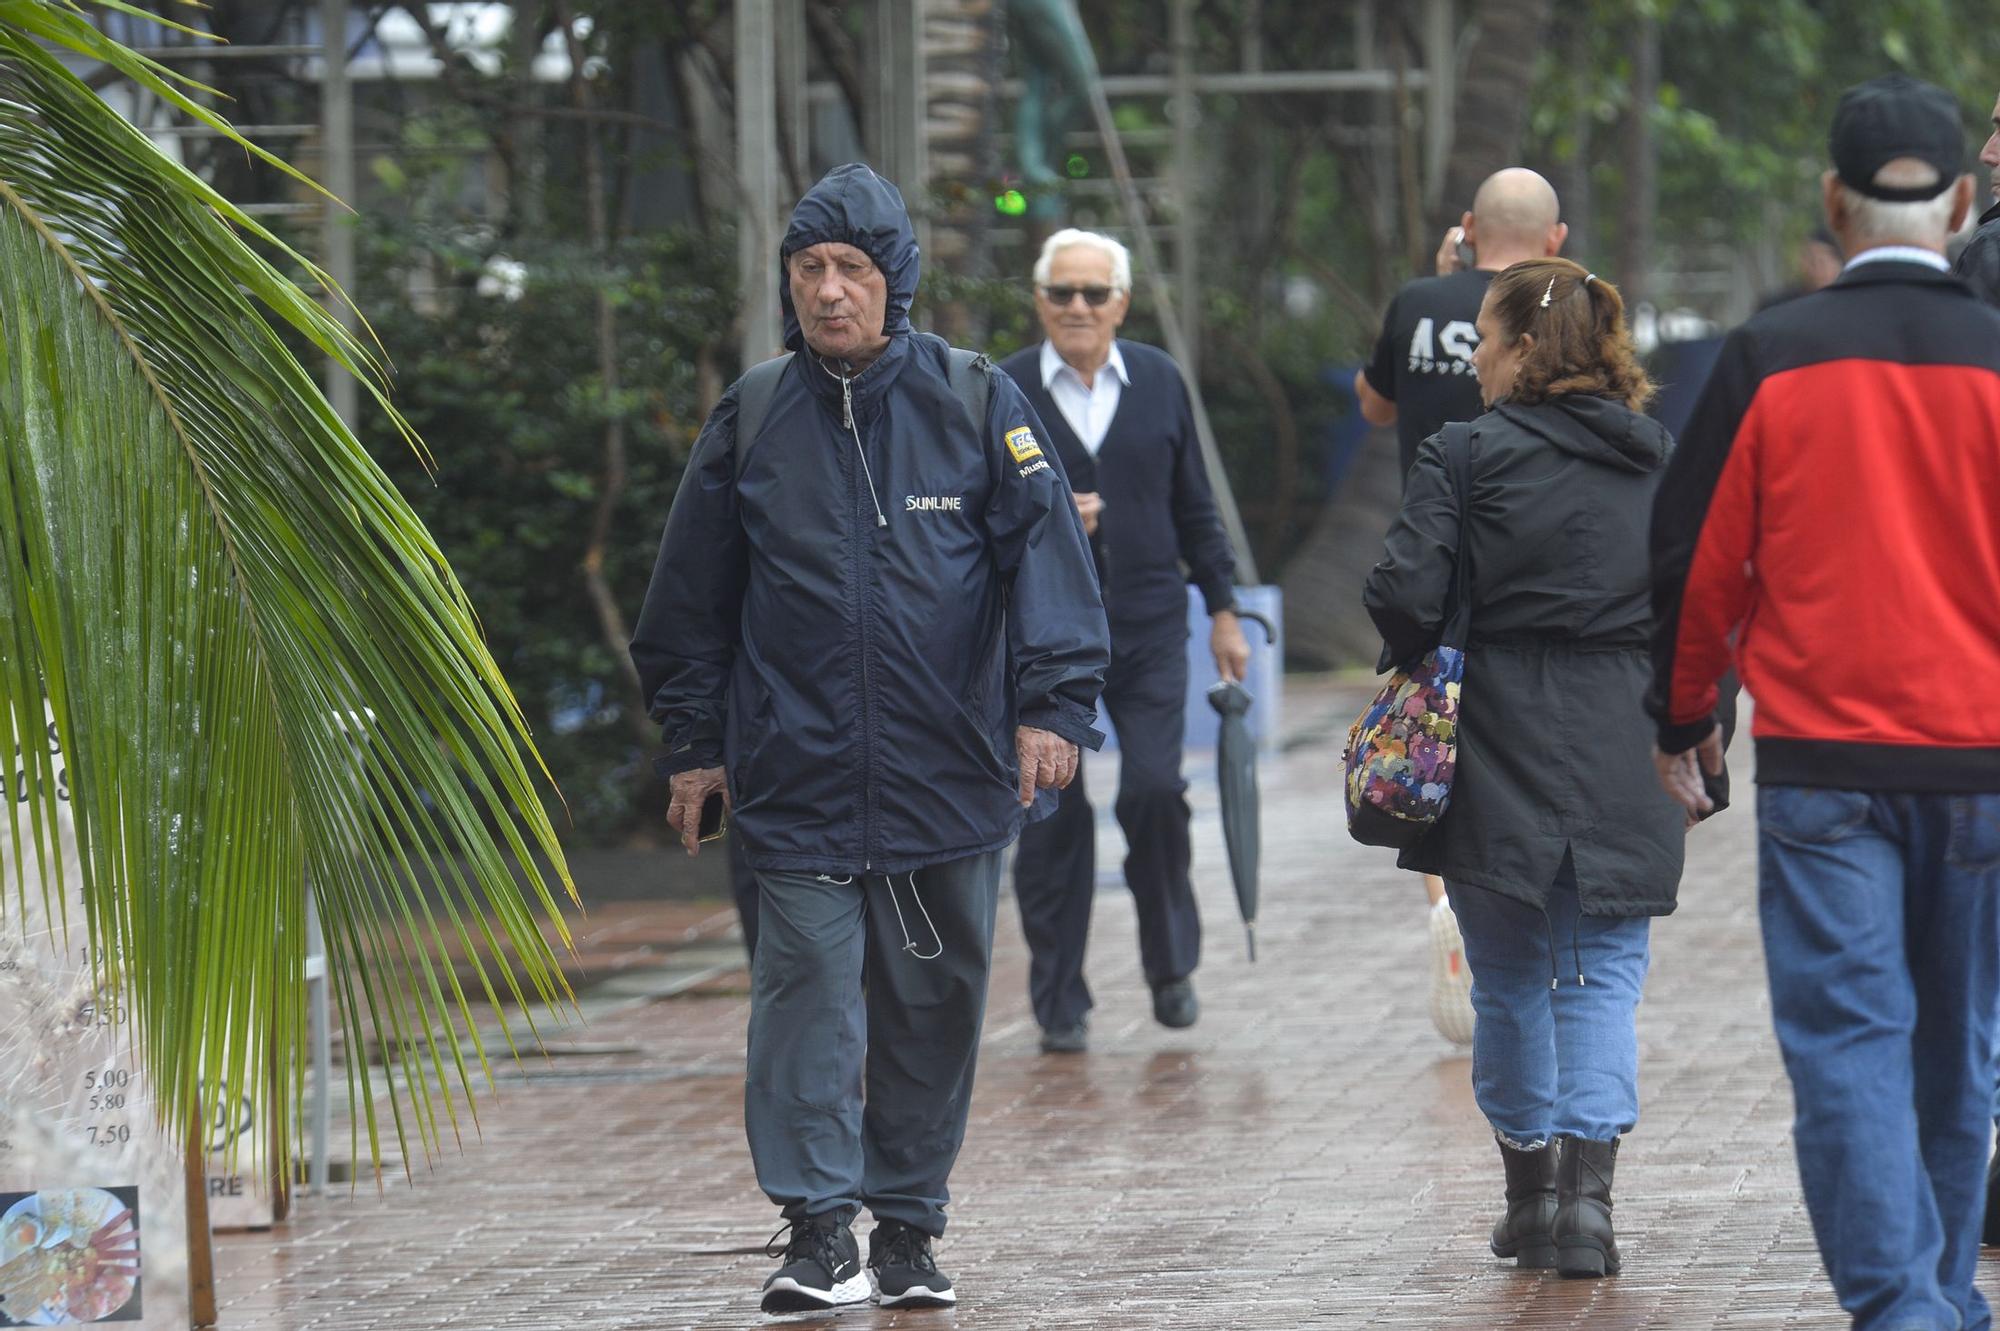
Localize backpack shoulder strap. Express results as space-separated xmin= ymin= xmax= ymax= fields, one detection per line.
xmin=946 ymin=346 xmax=994 ymax=436
xmin=732 ymin=352 xmax=796 ymax=481
xmin=738 ymin=347 xmax=987 ymax=475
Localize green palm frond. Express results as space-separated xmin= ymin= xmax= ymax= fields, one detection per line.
xmin=0 ymin=2 xmax=579 ymax=1176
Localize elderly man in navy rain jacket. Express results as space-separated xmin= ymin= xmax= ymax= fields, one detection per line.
xmin=631 ymin=164 xmax=1109 ymax=1316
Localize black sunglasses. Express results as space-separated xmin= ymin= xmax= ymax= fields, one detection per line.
xmin=1040 ymin=284 xmax=1119 ymax=307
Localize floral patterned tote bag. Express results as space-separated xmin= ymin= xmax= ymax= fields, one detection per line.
xmin=1343 ymin=426 xmax=1474 ymax=849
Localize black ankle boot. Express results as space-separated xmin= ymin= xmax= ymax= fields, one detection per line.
xmin=1490 ymin=1137 xmax=1558 ymax=1268
xmin=1555 ymin=1136 xmax=1622 ymax=1277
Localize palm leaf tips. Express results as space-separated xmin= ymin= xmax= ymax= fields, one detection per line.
xmin=0 ymin=1 xmax=580 ymax=1180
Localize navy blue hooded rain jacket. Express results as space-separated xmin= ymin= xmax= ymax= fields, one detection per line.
xmin=631 ymin=165 xmax=1110 ymax=875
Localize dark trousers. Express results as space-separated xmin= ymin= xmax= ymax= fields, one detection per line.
xmin=743 ymin=851 xmax=1002 ymax=1237
xmin=728 ymin=834 xmax=759 ymax=958
xmin=1012 ymin=626 xmax=1199 ymax=1030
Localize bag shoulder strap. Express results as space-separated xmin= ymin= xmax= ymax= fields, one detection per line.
xmin=1438 ymin=421 xmax=1477 ymax=643
xmin=732 ymin=352 xmax=796 ymax=481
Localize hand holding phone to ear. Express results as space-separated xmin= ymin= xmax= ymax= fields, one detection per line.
xmin=1435 ymin=225 xmax=1473 ymax=276
xmin=667 ymin=766 xmax=731 ymax=856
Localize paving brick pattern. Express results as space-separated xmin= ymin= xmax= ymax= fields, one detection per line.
xmin=212 ymin=679 xmax=1980 ymax=1329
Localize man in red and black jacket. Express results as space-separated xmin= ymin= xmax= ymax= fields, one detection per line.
xmin=1648 ymin=76 xmax=2000 ymax=1331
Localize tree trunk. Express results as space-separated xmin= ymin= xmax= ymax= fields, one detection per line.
xmin=1430 ymin=0 xmax=1556 ymax=236
xmin=1276 ymin=427 xmax=1406 ymax=671
xmin=1284 ymin=0 xmax=1555 ymax=670
xmin=1551 ymin=18 xmax=1594 ymax=261
xmin=922 ymin=0 xmax=1000 ymax=342
xmin=554 ymin=1 xmax=650 ymax=741
xmin=1615 ymin=12 xmax=1658 ymax=305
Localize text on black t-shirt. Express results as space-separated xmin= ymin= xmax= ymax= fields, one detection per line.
xmin=1364 ymin=268 xmax=1495 ymax=486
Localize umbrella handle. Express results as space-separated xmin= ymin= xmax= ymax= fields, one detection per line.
xmin=1234 ymin=608 xmax=1276 ymax=645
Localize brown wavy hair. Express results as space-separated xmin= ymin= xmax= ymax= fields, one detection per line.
xmin=1485 ymin=258 xmax=1654 ymax=410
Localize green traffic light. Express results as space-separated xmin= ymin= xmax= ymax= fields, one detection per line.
xmin=994 ymin=188 xmax=1027 ymax=216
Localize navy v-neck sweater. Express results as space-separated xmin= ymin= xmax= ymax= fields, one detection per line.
xmin=999 ymin=340 xmax=1236 ymax=635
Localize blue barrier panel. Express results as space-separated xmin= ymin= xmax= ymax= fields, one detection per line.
xmin=1094 ymin=585 xmax=1283 ymax=755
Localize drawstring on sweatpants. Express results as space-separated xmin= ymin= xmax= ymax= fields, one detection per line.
xmin=813 ymin=870 xmax=943 ymax=962
xmin=885 ymin=872 xmax=943 ymax=961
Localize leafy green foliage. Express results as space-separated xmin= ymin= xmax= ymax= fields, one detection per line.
xmin=1531 ymin=0 xmax=2000 ymax=284
xmin=353 ymin=215 xmax=735 ymax=840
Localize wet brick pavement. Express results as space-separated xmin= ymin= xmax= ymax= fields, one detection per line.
xmin=211 ymin=677 xmax=1975 ymax=1329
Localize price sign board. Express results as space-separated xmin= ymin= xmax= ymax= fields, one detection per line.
xmin=199 ymin=1077 xmax=271 ymax=1233
xmin=0 ymin=719 xmax=191 ymax=1328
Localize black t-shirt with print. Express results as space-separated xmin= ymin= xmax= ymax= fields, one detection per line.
xmin=1364 ymin=268 xmax=1494 ymax=486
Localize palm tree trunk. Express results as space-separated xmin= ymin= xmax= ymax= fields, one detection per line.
xmin=1286 ymin=0 xmax=1555 ymax=668
xmin=1431 ymin=0 xmax=1556 ymax=236
xmin=1615 ymin=12 xmax=1659 ymax=304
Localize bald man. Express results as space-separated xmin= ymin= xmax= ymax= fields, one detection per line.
xmin=1355 ymin=167 xmax=1568 ymax=482
xmin=1353 ymin=167 xmax=1566 ymax=1043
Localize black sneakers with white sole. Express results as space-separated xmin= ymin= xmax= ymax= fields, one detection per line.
xmin=760 ymin=1214 xmax=870 ymax=1314
xmin=866 ymin=1219 xmax=956 ymax=1308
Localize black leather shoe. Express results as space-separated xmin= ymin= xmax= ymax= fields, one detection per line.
xmin=1555 ymin=1136 xmax=1622 ymax=1278
xmin=1151 ymin=977 xmax=1199 ymax=1029
xmin=1490 ymin=1136 xmax=1558 ymax=1269
xmin=1039 ymin=1022 xmax=1088 ymax=1054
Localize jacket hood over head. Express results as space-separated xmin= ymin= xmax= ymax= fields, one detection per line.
xmin=779 ymin=163 xmax=921 ymax=353
xmin=1495 ymin=394 xmax=1671 ymax=473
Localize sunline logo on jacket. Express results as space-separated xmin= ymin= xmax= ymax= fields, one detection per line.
xmin=905 ymin=494 xmax=964 ymax=512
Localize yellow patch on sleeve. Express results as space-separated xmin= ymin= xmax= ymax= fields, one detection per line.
xmin=1005 ymin=426 xmax=1043 ymax=463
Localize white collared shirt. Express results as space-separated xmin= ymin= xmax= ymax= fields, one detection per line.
xmin=1039 ymin=339 xmax=1129 ymax=457
xmin=1844 ymin=245 xmax=1952 ymax=273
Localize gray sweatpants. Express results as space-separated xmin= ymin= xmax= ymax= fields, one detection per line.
xmin=745 ymin=849 xmax=1002 ymax=1236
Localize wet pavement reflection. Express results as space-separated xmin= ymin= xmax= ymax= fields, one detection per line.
xmin=209 ymin=680 xmax=1949 ymax=1328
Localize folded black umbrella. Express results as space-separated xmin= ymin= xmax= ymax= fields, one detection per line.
xmin=1206 ymin=609 xmax=1276 ymax=962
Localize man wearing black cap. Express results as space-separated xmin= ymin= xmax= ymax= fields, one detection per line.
xmin=1953 ymin=89 xmax=2000 ymax=305
xmin=1649 ymin=75 xmax=2000 ymax=1330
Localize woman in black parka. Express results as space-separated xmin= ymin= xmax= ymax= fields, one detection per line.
xmin=1364 ymin=258 xmax=1687 ymax=1281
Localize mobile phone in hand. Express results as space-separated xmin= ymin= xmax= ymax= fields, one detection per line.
xmin=697 ymin=790 xmax=729 ymax=843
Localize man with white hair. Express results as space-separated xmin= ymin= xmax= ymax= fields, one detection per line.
xmin=1650 ymin=75 xmax=2000 ymax=1330
xmin=999 ymin=229 xmax=1246 ymax=1052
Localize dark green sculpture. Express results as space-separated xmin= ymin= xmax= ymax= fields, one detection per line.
xmin=1006 ymin=0 xmax=1100 ymax=220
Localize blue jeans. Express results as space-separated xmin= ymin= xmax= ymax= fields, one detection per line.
xmin=1757 ymin=786 xmax=2000 ymax=1331
xmin=1446 ymin=861 xmax=1652 ymax=1146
